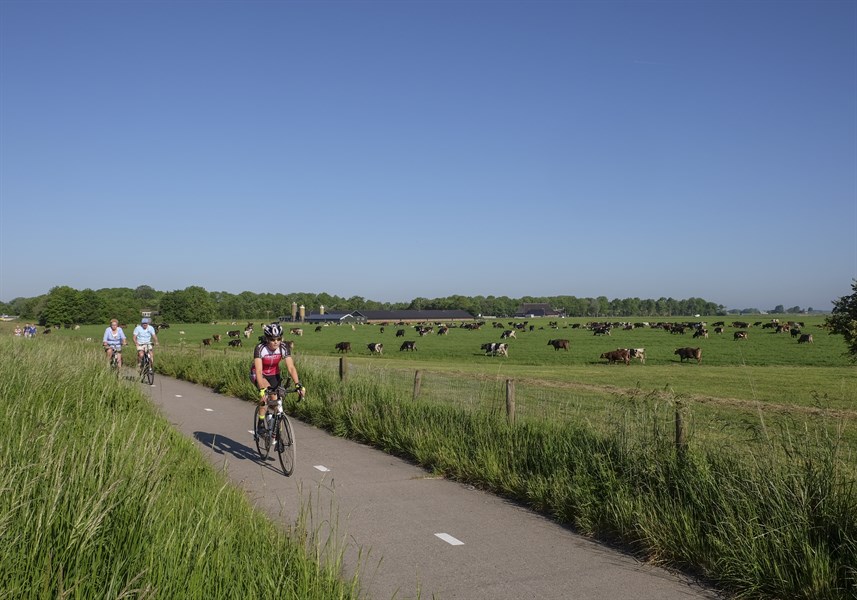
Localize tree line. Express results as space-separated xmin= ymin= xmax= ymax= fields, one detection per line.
xmin=1 ymin=285 xmax=733 ymax=326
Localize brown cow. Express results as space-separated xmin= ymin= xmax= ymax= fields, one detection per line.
xmin=228 ymin=339 xmax=242 ymax=347
xmin=335 ymin=341 xmax=351 ymax=353
xmin=547 ymin=339 xmax=570 ymax=351
xmin=212 ymin=334 xmax=222 ymax=342
xmin=675 ymin=347 xmax=702 ymax=363
xmin=600 ymin=349 xmax=630 ymax=365
xmin=202 ymin=338 xmax=212 ymax=346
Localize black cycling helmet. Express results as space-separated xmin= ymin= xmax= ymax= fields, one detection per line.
xmin=263 ymin=323 xmax=283 ymax=340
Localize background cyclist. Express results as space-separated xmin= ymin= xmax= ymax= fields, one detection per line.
xmin=251 ymin=323 xmax=306 ymax=425
xmin=133 ymin=317 xmax=159 ymax=369
xmin=102 ymin=318 xmax=127 ymax=366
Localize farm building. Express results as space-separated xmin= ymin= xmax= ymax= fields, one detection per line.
xmin=515 ymin=303 xmax=565 ymax=318
xmin=358 ymin=310 xmax=474 ymax=324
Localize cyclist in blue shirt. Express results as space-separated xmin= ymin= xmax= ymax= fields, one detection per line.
xmin=133 ymin=317 xmax=159 ymax=368
xmin=102 ymin=318 xmax=127 ymax=366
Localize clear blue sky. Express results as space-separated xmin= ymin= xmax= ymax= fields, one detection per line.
xmin=1 ymin=0 xmax=855 ymax=311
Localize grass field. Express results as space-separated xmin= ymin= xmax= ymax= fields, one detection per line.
xmin=5 ymin=316 xmax=856 ymax=599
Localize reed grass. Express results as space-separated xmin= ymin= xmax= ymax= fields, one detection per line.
xmin=0 ymin=338 xmax=359 ymax=599
xmin=151 ymin=344 xmax=857 ymax=599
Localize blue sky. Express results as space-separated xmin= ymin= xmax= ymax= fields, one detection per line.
xmin=1 ymin=0 xmax=855 ymax=310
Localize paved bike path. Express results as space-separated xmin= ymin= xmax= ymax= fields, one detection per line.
xmin=144 ymin=376 xmax=720 ymax=600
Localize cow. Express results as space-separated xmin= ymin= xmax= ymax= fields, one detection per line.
xmin=798 ymin=334 xmax=814 ymax=344
xmin=693 ymin=328 xmax=708 ymax=339
xmin=290 ymin=328 xmax=303 ymax=336
xmin=593 ymin=326 xmax=611 ymax=336
xmin=675 ymin=347 xmax=702 ymax=363
xmin=399 ymin=341 xmax=417 ymax=351
xmin=714 ymin=327 xmax=724 ymax=335
xmin=396 ymin=329 xmax=405 ymax=337
xmin=481 ymin=342 xmax=508 ymax=357
xmin=367 ymin=342 xmax=383 ymax=354
xmin=243 ymin=327 xmax=253 ymax=338
xmin=315 ymin=325 xmax=323 ymax=332
xmin=601 ymin=349 xmax=630 ymax=365
xmin=790 ymin=328 xmax=801 ymax=338
xmin=500 ymin=330 xmax=517 ymax=339
xmin=335 ymin=341 xmax=351 ymax=353
xmin=227 ymin=330 xmax=241 ymax=338
xmin=212 ymin=334 xmax=222 ymax=342
xmin=228 ymin=339 xmax=242 ymax=347
xmin=547 ymin=339 xmax=570 ymax=351
xmin=628 ymin=348 xmax=646 ymax=364
xmin=437 ymin=326 xmax=449 ymax=335
xmin=202 ymin=338 xmax=212 ymax=346
xmin=733 ymin=331 xmax=748 ymax=340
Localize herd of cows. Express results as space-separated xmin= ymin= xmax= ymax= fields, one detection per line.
xmin=187 ymin=317 xmax=816 ymax=365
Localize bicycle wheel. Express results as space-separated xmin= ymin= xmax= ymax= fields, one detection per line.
xmin=275 ymin=414 xmax=296 ymax=476
xmin=253 ymin=409 xmax=271 ymax=459
xmin=145 ymin=365 xmax=154 ymax=386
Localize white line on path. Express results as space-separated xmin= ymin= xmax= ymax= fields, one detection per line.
xmin=314 ymin=465 xmax=330 ymax=472
xmin=435 ymin=533 xmax=464 ymax=546
xmin=175 ymin=395 xmax=182 ymax=398
xmin=204 ymin=408 xmax=213 ymax=412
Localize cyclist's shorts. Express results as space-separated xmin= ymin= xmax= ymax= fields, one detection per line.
xmin=105 ymin=345 xmax=122 ymax=353
xmin=136 ymin=343 xmax=154 ymax=352
xmin=250 ymin=371 xmax=281 ymax=391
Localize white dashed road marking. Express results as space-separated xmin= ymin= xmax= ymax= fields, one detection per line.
xmin=204 ymin=408 xmax=213 ymax=412
xmin=314 ymin=465 xmax=330 ymax=472
xmin=435 ymin=533 xmax=464 ymax=546
xmin=175 ymin=395 xmax=182 ymax=398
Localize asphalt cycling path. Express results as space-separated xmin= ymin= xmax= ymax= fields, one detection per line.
xmin=144 ymin=375 xmax=720 ymax=600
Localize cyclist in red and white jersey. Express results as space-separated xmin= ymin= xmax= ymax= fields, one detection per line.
xmin=251 ymin=323 xmax=305 ymax=422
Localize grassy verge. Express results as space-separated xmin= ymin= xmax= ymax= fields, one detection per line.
xmin=152 ymin=344 xmax=857 ymax=600
xmin=0 ymin=337 xmax=359 ymax=600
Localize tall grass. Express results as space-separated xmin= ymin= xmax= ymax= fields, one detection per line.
xmin=153 ymin=345 xmax=857 ymax=599
xmin=0 ymin=338 xmax=359 ymax=600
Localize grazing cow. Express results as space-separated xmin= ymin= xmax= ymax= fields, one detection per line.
xmin=714 ymin=327 xmax=724 ymax=335
xmin=437 ymin=326 xmax=448 ymax=335
xmin=399 ymin=341 xmax=417 ymax=351
xmin=798 ymin=334 xmax=814 ymax=344
xmin=212 ymin=334 xmax=221 ymax=342
xmin=335 ymin=341 xmax=351 ymax=353
xmin=628 ymin=348 xmax=646 ymax=364
xmin=790 ymin=328 xmax=801 ymax=338
xmin=228 ymin=339 xmax=242 ymax=347
xmin=368 ymin=342 xmax=384 ymax=354
xmin=244 ymin=327 xmax=253 ymax=338
xmin=396 ymin=329 xmax=405 ymax=337
xmin=733 ymin=331 xmax=748 ymax=340
xmin=600 ymin=349 xmax=630 ymax=365
xmin=227 ymin=330 xmax=241 ymax=338
xmin=380 ymin=327 xmax=385 ymax=334
xmin=202 ymin=338 xmax=212 ymax=346
xmin=501 ymin=330 xmax=517 ymax=339
xmin=593 ymin=326 xmax=611 ymax=336
xmin=481 ymin=342 xmax=508 ymax=357
xmin=290 ymin=328 xmax=303 ymax=336
xmin=675 ymin=347 xmax=702 ymax=363
xmin=315 ymin=325 xmax=323 ymax=332
xmin=547 ymin=339 xmax=570 ymax=351
xmin=693 ymin=329 xmax=709 ymax=339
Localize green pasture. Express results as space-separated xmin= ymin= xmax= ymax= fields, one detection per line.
xmin=34 ymin=315 xmax=856 ymax=412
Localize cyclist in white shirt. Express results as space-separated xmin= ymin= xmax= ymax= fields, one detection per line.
xmin=133 ymin=317 xmax=159 ymax=368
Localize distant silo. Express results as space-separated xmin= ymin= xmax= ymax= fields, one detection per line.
xmin=299 ymin=305 xmax=305 ymax=322
xmin=291 ymin=302 xmax=297 ymax=321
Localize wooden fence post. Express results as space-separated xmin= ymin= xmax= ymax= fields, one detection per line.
xmin=413 ymin=370 xmax=422 ymax=400
xmin=506 ymin=379 xmax=516 ymax=425
xmin=675 ymin=402 xmax=687 ymax=454
xmin=339 ymin=357 xmax=348 ymax=382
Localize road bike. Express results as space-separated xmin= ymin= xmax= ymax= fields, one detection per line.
xmin=139 ymin=344 xmax=154 ymax=386
xmin=253 ymin=385 xmax=299 ymax=476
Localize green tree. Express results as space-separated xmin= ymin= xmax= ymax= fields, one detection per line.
xmin=825 ymin=280 xmax=857 ymax=361
xmin=39 ymin=286 xmax=82 ymax=325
